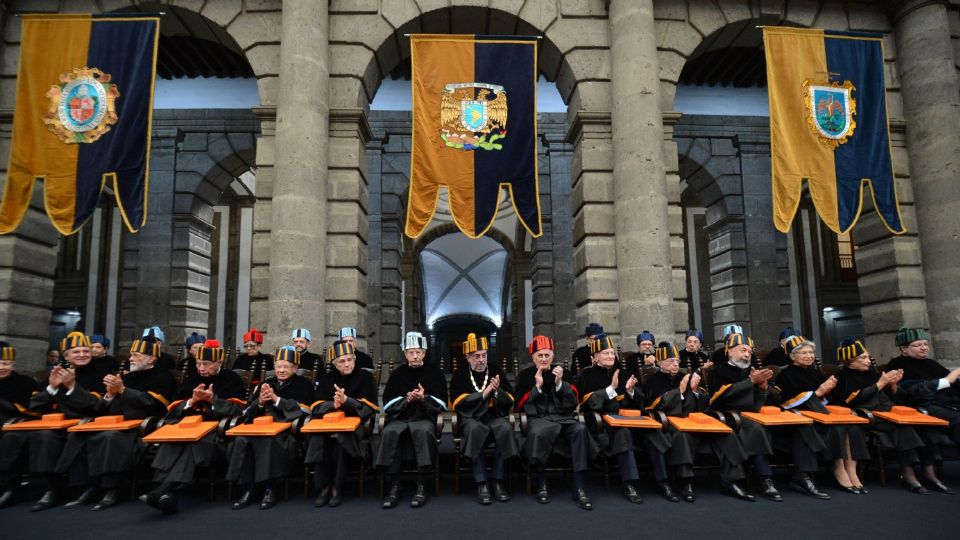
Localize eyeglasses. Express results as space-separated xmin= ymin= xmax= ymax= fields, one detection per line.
xmin=243 ymin=343 xmax=259 ymax=349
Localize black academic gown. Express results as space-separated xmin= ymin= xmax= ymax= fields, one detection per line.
xmin=10 ymin=363 xmax=109 ymax=476
xmin=355 ymin=350 xmax=375 ymax=372
xmin=835 ymin=367 xmax=938 ymax=465
xmin=765 ymin=346 xmax=790 ymax=367
xmin=644 ymin=370 xmax=748 ymax=481
xmin=374 ymin=363 xmax=448 ymax=470
xmin=885 ymin=355 xmax=960 ymax=446
xmin=573 ymin=345 xmax=593 ymax=374
xmin=678 ymin=350 xmax=711 ymax=373
xmin=299 ymin=351 xmax=323 ymax=373
xmin=776 ymin=364 xmax=867 ymax=460
xmin=56 ymin=367 xmax=177 ymax=486
xmin=707 ymin=361 xmax=776 ymax=457
xmin=150 ymin=369 xmax=247 ymax=486
xmin=579 ymin=364 xmax=667 ymax=456
xmin=449 ymin=365 xmax=518 ymax=461
xmin=305 ymin=369 xmax=378 ymax=490
xmin=0 ymin=371 xmax=40 ymax=422
xmin=515 ymin=365 xmax=597 ymax=471
xmin=225 ymin=375 xmax=314 ymax=485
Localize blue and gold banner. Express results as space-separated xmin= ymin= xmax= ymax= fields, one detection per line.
xmin=406 ymin=34 xmax=540 ymax=239
xmin=0 ymin=14 xmax=159 ymax=235
xmin=764 ymin=27 xmax=904 ymax=235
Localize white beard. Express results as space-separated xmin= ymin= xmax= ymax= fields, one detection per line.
xmin=730 ymin=358 xmax=751 ymax=369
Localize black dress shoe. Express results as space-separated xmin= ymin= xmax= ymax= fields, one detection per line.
xmin=902 ymin=478 xmax=929 ymax=495
xmin=92 ymin=489 xmax=119 ymax=511
xmin=927 ymin=480 xmax=954 ymax=495
xmin=854 ymin=485 xmax=869 ymax=495
xmin=64 ymin=487 xmax=98 ymax=508
xmin=157 ymin=492 xmax=178 ymax=515
xmin=259 ymin=489 xmax=277 ymax=510
xmin=720 ymin=481 xmax=756 ymax=502
xmin=491 ymin=480 xmax=511 ymax=502
xmin=328 ymin=489 xmax=342 ymax=508
xmin=681 ymin=480 xmax=695 ymax=503
xmin=0 ymin=489 xmax=17 ymax=509
xmin=759 ymin=477 xmax=783 ymax=502
xmin=30 ymin=490 xmax=59 ymax=512
xmin=410 ymin=483 xmax=427 ymax=508
xmin=382 ymin=483 xmax=401 ymax=509
xmin=232 ymin=488 xmax=255 ymax=509
xmin=657 ymin=482 xmax=680 ymax=503
xmin=314 ymin=487 xmax=331 ymax=507
xmin=476 ymin=482 xmax=492 ymax=505
xmin=573 ymin=488 xmax=592 ymax=510
xmin=623 ymin=482 xmax=643 ymax=504
xmin=536 ymin=481 xmax=550 ymax=504
xmin=791 ymin=474 xmax=831 ymax=500
xmin=140 ymin=491 xmax=158 ymax=508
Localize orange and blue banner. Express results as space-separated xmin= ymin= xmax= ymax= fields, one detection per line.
xmin=0 ymin=14 xmax=159 ymax=236
xmin=764 ymin=27 xmax=904 ymax=235
xmin=406 ymin=35 xmax=541 ymax=239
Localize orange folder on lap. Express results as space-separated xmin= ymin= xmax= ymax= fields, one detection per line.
xmin=2 ymin=413 xmax=80 ymax=431
xmin=68 ymin=415 xmax=142 ymax=432
xmin=667 ymin=412 xmax=733 ymax=433
xmin=742 ymin=406 xmax=814 ymax=426
xmin=143 ymin=415 xmax=219 ymax=443
xmin=301 ymin=411 xmax=362 ymax=433
xmin=603 ymin=409 xmax=662 ymax=429
xmin=225 ymin=415 xmax=291 ymax=437
xmin=873 ymin=406 xmax=949 ymax=426
xmin=799 ymin=405 xmax=869 ymax=425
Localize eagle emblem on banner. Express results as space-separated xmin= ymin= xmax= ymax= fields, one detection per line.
xmin=43 ymin=67 xmax=119 ymax=144
xmin=803 ymin=79 xmax=856 ymax=148
xmin=439 ymin=82 xmax=507 ymax=151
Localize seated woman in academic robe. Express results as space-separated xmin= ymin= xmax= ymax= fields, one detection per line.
xmin=643 ymin=342 xmax=751 ymax=503
xmin=306 ymin=340 xmax=378 ymax=508
xmin=834 ymin=337 xmax=951 ymax=494
xmin=142 ymin=340 xmax=247 ymax=515
xmin=226 ymin=346 xmax=315 ymax=510
xmin=776 ymin=336 xmax=869 ymax=496
xmin=374 ymin=331 xmax=448 ymax=509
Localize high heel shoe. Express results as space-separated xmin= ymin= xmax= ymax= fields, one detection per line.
xmin=833 ymin=477 xmax=860 ymax=495
xmin=901 ymin=478 xmax=930 ymax=495
xmin=853 ymin=485 xmax=869 ymax=494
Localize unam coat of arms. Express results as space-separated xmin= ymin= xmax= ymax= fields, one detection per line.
xmin=43 ymin=67 xmax=119 ymax=144
xmin=439 ymin=82 xmax=507 ymax=151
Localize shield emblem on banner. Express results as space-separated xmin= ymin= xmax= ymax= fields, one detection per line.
xmin=803 ymin=80 xmax=857 ymax=148
xmin=460 ymin=100 xmax=488 ymax=132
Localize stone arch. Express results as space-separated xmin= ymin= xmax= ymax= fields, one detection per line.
xmin=328 ymin=2 xmax=612 ymax=111
xmin=655 ymin=0 xmax=892 ymax=112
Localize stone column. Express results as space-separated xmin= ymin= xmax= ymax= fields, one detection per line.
xmin=892 ymin=0 xmax=960 ymax=358
xmin=608 ymin=0 xmax=675 ymax=341
xmin=266 ymin=1 xmax=329 ymax=347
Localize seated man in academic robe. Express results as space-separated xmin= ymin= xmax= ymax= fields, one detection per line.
xmin=232 ymin=327 xmax=274 ymax=384
xmin=6 ymin=332 xmax=109 ymax=512
xmin=884 ymin=327 xmax=960 ymax=493
xmin=336 ymin=327 xmax=375 ymax=372
xmin=573 ymin=322 xmax=604 ymax=375
xmin=179 ymin=332 xmax=206 ymax=375
xmin=644 ymin=342 xmax=750 ymax=502
xmin=450 ymin=333 xmax=518 ymax=505
xmin=55 ymin=337 xmax=177 ymax=511
xmin=291 ymin=328 xmax=322 ymax=372
xmin=375 ymin=331 xmax=448 ymax=509
xmin=764 ymin=327 xmax=797 ymax=368
xmin=579 ymin=334 xmax=656 ymax=505
xmin=142 ymin=339 xmax=247 ymax=515
xmin=0 ymin=341 xmax=41 ymax=508
xmin=141 ymin=326 xmax=176 ymax=371
xmin=307 ymin=340 xmax=379 ymax=508
xmin=678 ymin=329 xmax=712 ymax=373
xmin=708 ymin=333 xmax=829 ymax=501
xmin=516 ymin=335 xmax=597 ymax=510
xmin=623 ymin=331 xmax=657 ymax=377
xmin=89 ymin=334 xmax=117 ymax=373
xmin=226 ymin=345 xmax=315 ymax=510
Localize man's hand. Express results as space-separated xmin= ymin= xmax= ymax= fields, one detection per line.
xmin=534 ymin=367 xmax=544 ymax=390
xmin=608 ymin=369 xmax=620 ymax=394
xmin=259 ymin=384 xmax=276 ymax=405
xmin=749 ymin=368 xmax=773 ymax=390
xmin=690 ymin=372 xmax=702 ymax=393
xmin=625 ymin=374 xmax=638 ymax=393
xmin=947 ymin=367 xmax=960 ymax=385
xmin=877 ymin=369 xmax=903 ymax=389
xmin=406 ymin=384 xmax=426 ymax=402
xmin=48 ymin=366 xmax=66 ymax=389
xmin=483 ymin=375 xmax=500 ymax=398
xmin=192 ymin=384 xmax=214 ymax=404
xmin=103 ymin=374 xmax=125 ymax=397
xmin=60 ymin=367 xmax=77 ymax=390
xmin=552 ymin=366 xmax=564 ymax=385
xmin=679 ymin=373 xmax=691 ymax=394
xmin=643 ymin=354 xmax=656 ymax=366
